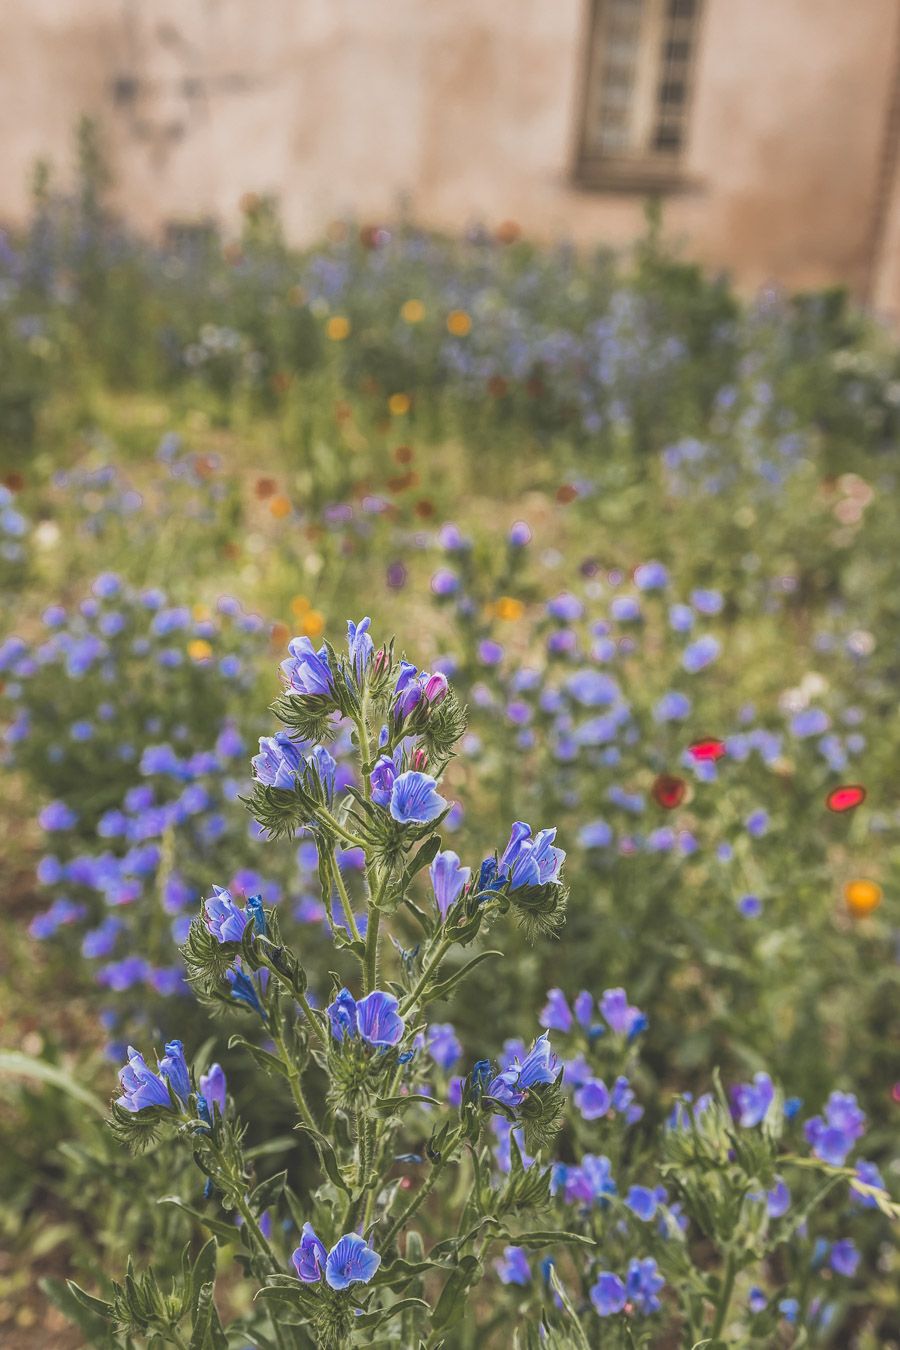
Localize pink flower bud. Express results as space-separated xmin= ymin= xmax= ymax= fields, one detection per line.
xmin=423 ymin=672 xmax=449 ymax=705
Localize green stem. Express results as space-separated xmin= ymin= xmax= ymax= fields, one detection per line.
xmin=399 ymin=937 xmax=451 ymax=1016
xmin=272 ymin=1022 xmax=318 ymax=1131
xmin=364 ymin=906 xmax=381 ymax=992
xmin=382 ymin=1158 xmax=446 ymax=1249
xmin=318 ymin=807 xmax=367 ymax=851
xmin=711 ymin=1249 xmax=737 ymax=1339
xmin=331 ymin=853 xmax=362 ymax=944
xmin=298 ymin=992 xmax=325 ymax=1047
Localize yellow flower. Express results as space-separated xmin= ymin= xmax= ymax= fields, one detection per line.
xmin=844 ymin=879 xmax=882 ymax=916
xmin=494 ymin=596 xmax=525 ymax=621
xmin=300 ymin=610 xmax=325 ymax=638
xmin=446 ymin=309 xmax=472 ymax=337
xmin=326 ymin=315 xmax=351 ymax=341
xmin=388 ymin=392 xmax=411 ymax=416
xmin=187 ymin=639 xmax=213 ymax=662
xmin=401 ymin=299 xmax=425 ymax=323
xmin=291 ymin=595 xmax=311 ymax=618
xmin=192 ymin=603 xmax=212 ymax=622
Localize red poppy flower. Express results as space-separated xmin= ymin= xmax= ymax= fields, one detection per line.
xmin=688 ymin=738 xmax=727 ymax=762
xmin=652 ymin=774 xmax=687 ymax=809
xmin=825 ymin=784 xmax=866 ymax=813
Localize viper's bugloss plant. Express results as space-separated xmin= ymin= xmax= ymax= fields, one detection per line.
xmin=60 ymin=619 xmax=898 ymax=1348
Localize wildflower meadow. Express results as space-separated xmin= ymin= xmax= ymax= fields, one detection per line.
xmin=0 ymin=135 xmax=898 ymax=1347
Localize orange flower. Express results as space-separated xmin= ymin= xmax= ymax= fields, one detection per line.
xmin=494 ymin=596 xmax=525 ymax=621
xmin=187 ymin=639 xmax=213 ymax=662
xmin=388 ymin=392 xmax=411 ymax=416
xmin=446 ymin=310 xmax=472 ymax=337
xmin=844 ymin=879 xmax=882 ymax=916
xmin=270 ymin=622 xmax=290 ymax=647
xmin=291 ymin=595 xmax=311 ymax=618
xmin=300 ymin=610 xmax=325 ymax=638
xmin=269 ymin=495 xmax=292 ymax=519
xmin=401 ymin=299 xmax=425 ymax=323
xmin=326 ymin=315 xmax=351 ymax=341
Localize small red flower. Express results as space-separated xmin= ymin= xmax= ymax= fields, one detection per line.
xmin=688 ymin=738 xmax=726 ymax=762
xmin=652 ymin=774 xmax=687 ymax=809
xmin=825 ymin=784 xmax=866 ymax=813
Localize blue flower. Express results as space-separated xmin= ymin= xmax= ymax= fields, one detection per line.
xmin=38 ymin=801 xmax=79 ymax=831
xmin=790 ymin=707 xmax=830 ymax=738
xmin=430 ymin=849 xmax=471 ymax=918
xmin=280 ymin=636 xmax=335 ymax=699
xmin=225 ymin=966 xmax=265 ymax=1016
xmin=540 ymin=988 xmax=573 ymax=1033
xmin=732 ymin=1072 xmax=775 ymax=1127
xmin=369 ymin=751 xmax=400 ymax=806
xmin=158 ymin=1039 xmax=191 ymax=1105
xmin=116 ymin=1046 xmax=176 ymax=1113
xmin=590 ymin=1272 xmax=626 ymax=1316
xmin=575 ymin=1078 xmax=611 ymax=1120
xmin=487 ymin=1032 xmax=558 ymax=1108
xmin=347 ymin=617 xmax=374 ymax=678
xmin=427 ymin=1023 xmax=462 ymax=1070
xmin=246 ymin=895 xmax=267 ymax=937
xmin=599 ymin=988 xmax=646 ymax=1038
xmin=199 ymin=1063 xmax=227 ymax=1117
xmin=766 ymin=1177 xmax=791 ymax=1218
xmin=498 ymin=821 xmax=565 ymax=889
xmin=779 ymin=1298 xmax=800 ymax=1323
xmin=829 ymin=1239 xmax=859 ymax=1277
xmin=251 ymin=732 xmax=305 ymax=790
xmin=292 ymin=1223 xmax=328 ymax=1282
xmin=682 ymin=635 xmax=720 ymax=673
xmin=748 ymin=1286 xmax=768 ymax=1314
xmin=388 ymin=770 xmax=447 ymax=825
xmin=625 ymin=1257 xmax=664 ymax=1315
xmin=356 ymin=991 xmax=405 ymax=1047
xmin=634 ymin=561 xmax=669 ymax=591
xmin=851 ymin=1160 xmax=887 ymax=1208
xmin=324 ymin=1233 xmax=381 ymax=1290
xmin=204 ymin=886 xmax=250 ymax=943
xmin=327 ymin=988 xmax=360 ymax=1041
xmin=668 ymin=603 xmax=694 ymax=633
xmin=625 ymin=1186 xmax=659 ymax=1221
xmin=805 ymin=1091 xmax=866 ymax=1165
xmin=494 ymin=1245 xmax=531 ymax=1286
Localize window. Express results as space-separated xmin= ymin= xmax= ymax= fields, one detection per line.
xmin=575 ymin=0 xmax=703 ymax=190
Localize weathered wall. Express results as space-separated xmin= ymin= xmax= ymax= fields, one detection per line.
xmin=1 ymin=0 xmax=899 ymax=303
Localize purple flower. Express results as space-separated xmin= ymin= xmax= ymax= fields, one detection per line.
xmin=292 ymin=1223 xmax=328 ymax=1282
xmin=851 ymin=1160 xmax=886 ymax=1208
xmin=654 ymin=690 xmax=692 ymax=722
xmin=733 ymin=1072 xmax=775 ymax=1127
xmin=575 ymin=1078 xmax=611 ymax=1120
xmin=610 ymin=596 xmax=641 ymax=622
xmin=498 ymin=821 xmax=565 ymax=890
xmin=634 ymin=561 xmax=669 ymax=591
xmin=748 ymin=1286 xmax=768 ymax=1314
xmin=668 ymin=603 xmax=694 ymax=632
xmin=388 ymin=770 xmax=447 ymax=824
xmin=579 ymin=819 xmax=613 ymax=849
xmin=692 ymin=588 xmax=724 ymax=614
xmin=347 ymin=617 xmax=374 ymax=677
xmin=327 ymin=988 xmax=359 ymax=1041
xmin=158 ymin=1039 xmax=191 ymax=1105
xmin=431 ymin=569 xmax=459 ymax=596
xmin=356 ymin=991 xmax=405 ymax=1047
xmin=430 ymin=849 xmax=471 ymax=918
xmin=540 ymin=988 xmax=573 ymax=1033
xmin=203 ymin=886 xmax=250 ymax=943
xmin=599 ymin=988 xmax=646 ymax=1038
xmin=790 ymin=707 xmax=830 ymax=738
xmin=805 ymin=1091 xmax=866 ymax=1165
xmin=590 ymin=1272 xmax=626 ymax=1316
xmin=427 ymin=1023 xmax=462 ymax=1070
xmin=508 ymin=521 xmax=532 ymax=547
xmin=325 ymin=1233 xmax=381 ymax=1290
xmin=370 ymin=751 xmax=400 ymax=806
xmin=116 ymin=1046 xmax=175 ymax=1113
xmin=766 ymin=1177 xmax=791 ymax=1218
xmin=251 ymin=732 xmax=305 ymax=791
xmin=199 ymin=1063 xmax=227 ymax=1117
xmin=829 ymin=1239 xmax=859 ymax=1278
xmin=280 ymin=636 xmax=334 ymax=699
xmin=625 ymin=1186 xmax=658 ymax=1221
xmin=625 ymin=1257 xmax=664 ymax=1315
xmin=487 ymin=1032 xmax=558 ymax=1108
xmin=494 ymin=1245 xmax=531 ymax=1286
xmin=547 ymin=592 xmax=583 ymax=622
xmin=682 ymin=635 xmax=720 ymax=672
xmin=738 ymin=894 xmax=763 ymax=919
xmin=38 ymin=801 xmax=78 ymax=831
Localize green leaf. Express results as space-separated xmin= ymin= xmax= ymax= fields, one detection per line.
xmin=431 ymin=1255 xmax=482 ymax=1331
xmin=504 ymin=1229 xmax=596 ymax=1250
xmin=189 ymin=1239 xmax=218 ymax=1325
xmin=402 ymin=835 xmax=442 ymax=886
xmin=158 ymin=1196 xmax=239 ymax=1244
xmin=250 ymin=1169 xmax=287 ymax=1213
xmin=227 ymin=1034 xmax=286 ymax=1078
xmin=294 ymin=1123 xmax=352 ymax=1194
xmin=375 ymin=1092 xmax=442 ymax=1115
xmin=0 ymin=1051 xmax=106 ymax=1115
xmin=40 ymin=1278 xmax=115 ymax=1347
xmin=354 ymin=1297 xmax=431 ymax=1329
xmin=425 ymin=951 xmax=502 ymax=1004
